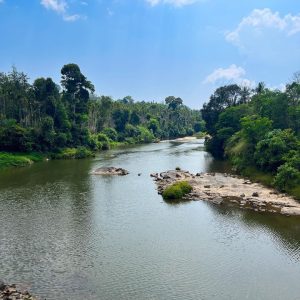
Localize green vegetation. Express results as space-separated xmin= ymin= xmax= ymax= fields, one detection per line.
xmin=202 ymin=78 xmax=300 ymax=199
xmin=0 ymin=64 xmax=204 ymax=168
xmin=0 ymin=152 xmax=43 ymax=168
xmin=50 ymin=147 xmax=95 ymax=160
xmin=162 ymin=181 xmax=193 ymax=200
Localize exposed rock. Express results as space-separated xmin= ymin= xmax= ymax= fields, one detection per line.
xmin=91 ymin=167 xmax=129 ymax=176
xmin=151 ymin=170 xmax=300 ymax=216
xmin=0 ymin=283 xmax=37 ymax=300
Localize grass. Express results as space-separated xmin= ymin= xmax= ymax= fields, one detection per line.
xmin=162 ymin=181 xmax=193 ymax=201
xmin=0 ymin=152 xmax=44 ymax=169
xmin=0 ymin=147 xmax=94 ymax=169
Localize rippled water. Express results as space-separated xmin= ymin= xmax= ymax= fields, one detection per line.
xmin=0 ymin=140 xmax=300 ymax=299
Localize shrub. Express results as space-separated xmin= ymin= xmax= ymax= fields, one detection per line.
xmin=162 ymin=181 xmax=192 ymax=200
xmin=273 ymin=164 xmax=300 ymax=192
xmin=254 ymin=129 xmax=298 ymax=171
xmin=75 ymin=147 xmax=94 ymax=159
xmin=97 ymin=133 xmax=110 ymax=150
xmin=52 ymin=147 xmax=94 ymax=159
xmin=102 ymin=128 xmax=118 ymax=141
xmin=137 ymin=126 xmax=154 ymax=143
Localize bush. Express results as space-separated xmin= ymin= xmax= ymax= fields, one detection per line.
xmin=138 ymin=126 xmax=155 ymax=143
xmin=162 ymin=181 xmax=192 ymax=200
xmin=102 ymin=128 xmax=118 ymax=141
xmin=273 ymin=164 xmax=300 ymax=192
xmin=97 ymin=133 xmax=110 ymax=150
xmin=254 ymin=129 xmax=298 ymax=171
xmin=75 ymin=147 xmax=94 ymax=159
xmin=52 ymin=147 xmax=94 ymax=159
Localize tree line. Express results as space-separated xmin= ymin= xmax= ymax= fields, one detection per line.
xmin=0 ymin=64 xmax=203 ymax=157
xmin=201 ymin=78 xmax=300 ymax=197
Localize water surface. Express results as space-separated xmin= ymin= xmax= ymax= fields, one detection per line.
xmin=0 ymin=140 xmax=300 ymax=299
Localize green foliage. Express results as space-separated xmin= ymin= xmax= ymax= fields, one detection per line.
xmin=205 ymin=80 xmax=300 ymax=196
xmin=254 ymin=129 xmax=298 ymax=171
xmin=0 ymin=65 xmax=202 ymax=167
xmin=201 ymin=84 xmax=250 ymax=134
xmin=147 ymin=118 xmax=160 ymax=135
xmin=102 ymin=127 xmax=118 ymax=141
xmin=194 ymin=120 xmax=206 ymax=133
xmin=137 ymin=126 xmax=154 ymax=143
xmin=273 ymin=164 xmax=300 ymax=192
xmin=0 ymin=152 xmax=43 ymax=168
xmin=240 ymin=115 xmax=273 ymax=144
xmin=162 ymin=181 xmax=193 ymax=200
xmin=52 ymin=147 xmax=94 ymax=159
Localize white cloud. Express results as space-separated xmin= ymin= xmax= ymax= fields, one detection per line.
xmin=267 ymin=83 xmax=286 ymax=92
xmin=146 ymin=0 xmax=199 ymax=7
xmin=41 ymin=0 xmax=84 ymax=22
xmin=63 ymin=14 xmax=81 ymax=21
xmin=203 ymin=64 xmax=255 ymax=87
xmin=226 ymin=8 xmax=300 ymax=47
xmin=41 ymin=0 xmax=67 ymax=13
xmin=204 ymin=64 xmax=243 ymax=83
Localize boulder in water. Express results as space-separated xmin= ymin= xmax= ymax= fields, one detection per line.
xmin=91 ymin=167 xmax=129 ymax=176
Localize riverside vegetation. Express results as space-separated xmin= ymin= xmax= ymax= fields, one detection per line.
xmin=201 ymin=77 xmax=300 ymax=199
xmin=0 ymin=64 xmax=204 ymax=168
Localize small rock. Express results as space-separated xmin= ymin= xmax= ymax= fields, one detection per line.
xmin=252 ymin=192 xmax=259 ymax=197
xmin=204 ymin=185 xmax=210 ymax=188
xmin=138 ymin=173 xmax=141 ymax=176
xmin=240 ymin=193 xmax=245 ymax=198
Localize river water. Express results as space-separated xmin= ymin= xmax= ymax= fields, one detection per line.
xmin=0 ymin=139 xmax=300 ymax=300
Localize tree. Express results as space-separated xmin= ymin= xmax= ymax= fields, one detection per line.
xmin=241 ymin=115 xmax=273 ymax=144
xmin=254 ymin=129 xmax=298 ymax=171
xmin=165 ymin=96 xmax=183 ymax=110
xmin=201 ymin=84 xmax=244 ymax=134
xmin=61 ymin=63 xmax=94 ymax=116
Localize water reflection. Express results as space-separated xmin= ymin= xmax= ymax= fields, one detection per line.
xmin=0 ymin=140 xmax=300 ymax=299
xmin=207 ymin=202 xmax=300 ymax=260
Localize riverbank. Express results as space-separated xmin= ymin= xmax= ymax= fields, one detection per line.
xmin=151 ymin=170 xmax=300 ymax=216
xmin=0 ymin=148 xmax=95 ymax=169
xmin=0 ymin=136 xmax=196 ymax=170
xmin=0 ymin=152 xmax=44 ymax=169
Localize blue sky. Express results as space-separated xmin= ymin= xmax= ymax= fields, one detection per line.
xmin=0 ymin=0 xmax=300 ymax=108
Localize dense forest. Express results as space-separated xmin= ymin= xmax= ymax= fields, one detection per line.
xmin=202 ymin=77 xmax=300 ymax=198
xmin=0 ymin=64 xmax=203 ymax=162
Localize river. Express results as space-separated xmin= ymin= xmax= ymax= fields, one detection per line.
xmin=0 ymin=139 xmax=300 ymax=299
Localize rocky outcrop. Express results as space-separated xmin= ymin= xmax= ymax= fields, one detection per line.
xmin=151 ymin=170 xmax=300 ymax=216
xmin=91 ymin=167 xmax=129 ymax=176
xmin=0 ymin=283 xmax=36 ymax=300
